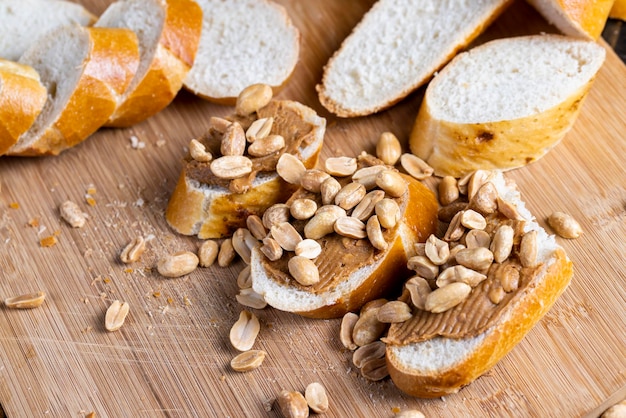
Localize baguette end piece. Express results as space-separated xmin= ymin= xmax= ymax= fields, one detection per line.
xmin=409 ymin=35 xmax=606 ymax=177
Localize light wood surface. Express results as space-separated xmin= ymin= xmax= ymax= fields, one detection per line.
xmin=0 ymin=1 xmax=624 ymax=417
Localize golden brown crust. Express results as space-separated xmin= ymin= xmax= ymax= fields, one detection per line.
xmin=610 ymin=0 xmax=626 ymax=20
xmin=105 ymin=0 xmax=203 ymax=127
xmin=409 ymin=76 xmax=596 ymax=178
xmin=556 ymin=0 xmax=613 ymax=39
xmin=277 ymin=175 xmax=439 ymax=319
xmin=0 ymin=62 xmax=46 ymax=155
xmin=166 ymin=168 xmax=302 ymax=239
xmin=386 ymin=248 xmax=573 ymax=398
xmin=10 ymin=27 xmax=139 ymax=156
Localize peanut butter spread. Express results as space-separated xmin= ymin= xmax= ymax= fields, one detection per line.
xmin=185 ymin=100 xmax=317 ymax=193
xmin=259 ymin=186 xmax=404 ymax=295
xmin=385 ymin=217 xmax=544 ymax=344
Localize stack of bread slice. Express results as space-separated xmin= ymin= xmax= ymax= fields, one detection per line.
xmin=0 ymin=0 xmax=302 ymax=157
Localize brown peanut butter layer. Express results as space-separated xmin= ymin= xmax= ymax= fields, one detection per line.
xmin=384 ymin=259 xmax=543 ymax=344
xmin=258 ymin=178 xmax=402 ymax=295
xmin=384 ymin=216 xmax=546 ymax=344
xmin=185 ymin=100 xmax=317 ymax=192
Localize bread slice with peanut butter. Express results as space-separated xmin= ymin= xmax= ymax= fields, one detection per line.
xmin=249 ymin=154 xmax=439 ymax=319
xmin=165 ymin=84 xmax=326 ymax=239
xmin=381 ymin=170 xmax=573 ymax=397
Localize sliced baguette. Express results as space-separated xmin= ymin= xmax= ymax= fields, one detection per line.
xmin=8 ymin=26 xmax=140 ymax=156
xmin=184 ymin=0 xmax=300 ymax=104
xmin=0 ymin=60 xmax=47 ymax=156
xmin=166 ymin=97 xmax=325 ymax=239
xmin=409 ymin=34 xmax=606 ymax=178
xmin=384 ymin=171 xmax=573 ymax=398
xmin=0 ymin=0 xmax=95 ymax=61
xmin=250 ymin=168 xmax=439 ymax=319
xmin=95 ymin=0 xmax=203 ymax=127
xmin=316 ymin=0 xmax=512 ymax=117
xmin=527 ymin=0 xmax=614 ymax=39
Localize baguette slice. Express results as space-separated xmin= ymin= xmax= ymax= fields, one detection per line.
xmin=0 ymin=0 xmax=95 ymax=61
xmin=316 ymin=0 xmax=512 ymax=117
xmin=184 ymin=0 xmax=300 ymax=104
xmin=385 ymin=171 xmax=573 ymax=398
xmin=527 ymin=0 xmax=614 ymax=39
xmin=409 ymin=35 xmax=606 ymax=178
xmin=166 ymin=98 xmax=325 ymax=239
xmin=0 ymin=60 xmax=47 ymax=156
xmin=250 ymin=169 xmax=439 ymax=319
xmin=8 ymin=26 xmax=139 ymax=156
xmin=95 ymin=0 xmax=203 ymax=127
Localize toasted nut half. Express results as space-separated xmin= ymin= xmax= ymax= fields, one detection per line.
xmin=305 ymin=382 xmax=329 ymax=414
xmin=105 ymin=300 xmax=129 ymax=332
xmin=548 ymin=211 xmax=583 ymax=239
xmin=5 ymin=291 xmax=46 ymax=309
xmin=229 ymin=310 xmax=260 ymax=351
xmin=230 ymin=349 xmax=267 ymax=372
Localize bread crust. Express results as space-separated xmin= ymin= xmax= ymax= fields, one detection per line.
xmin=167 ymin=168 xmax=303 ymax=239
xmin=528 ymin=0 xmax=614 ymax=39
xmin=251 ymin=174 xmax=439 ymax=319
xmin=386 ymin=248 xmax=573 ymax=398
xmin=103 ymin=0 xmax=203 ymax=127
xmin=409 ymin=77 xmax=596 ymax=178
xmin=0 ymin=61 xmax=46 ymax=155
xmin=9 ymin=27 xmax=139 ymax=156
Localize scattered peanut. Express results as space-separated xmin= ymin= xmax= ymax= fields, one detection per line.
xmin=157 ymin=251 xmax=199 ymax=278
xmin=4 ymin=291 xmax=46 ymax=309
xmin=105 ymin=300 xmax=129 ymax=332
xmin=548 ymin=211 xmax=583 ymax=239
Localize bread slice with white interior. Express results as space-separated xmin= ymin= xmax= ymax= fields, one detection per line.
xmin=95 ymin=0 xmax=203 ymax=127
xmin=8 ymin=26 xmax=139 ymax=156
xmin=184 ymin=0 xmax=300 ymax=104
xmin=0 ymin=0 xmax=95 ymax=61
xmin=316 ymin=0 xmax=512 ymax=117
xmin=384 ymin=170 xmax=573 ymax=398
xmin=408 ymin=34 xmax=606 ymax=178
xmin=0 ymin=60 xmax=47 ymax=156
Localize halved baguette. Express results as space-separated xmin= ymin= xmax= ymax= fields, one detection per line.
xmin=184 ymin=0 xmax=300 ymax=104
xmin=166 ymin=96 xmax=325 ymax=239
xmin=8 ymin=26 xmax=140 ymax=156
xmin=384 ymin=171 xmax=573 ymax=398
xmin=316 ymin=0 xmax=512 ymax=117
xmin=0 ymin=0 xmax=95 ymax=61
xmin=250 ymin=164 xmax=439 ymax=319
xmin=95 ymin=0 xmax=203 ymax=127
xmin=0 ymin=60 xmax=47 ymax=156
xmin=409 ymin=34 xmax=606 ymax=178
xmin=527 ymin=0 xmax=614 ymax=39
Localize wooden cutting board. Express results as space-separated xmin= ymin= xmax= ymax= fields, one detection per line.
xmin=0 ymin=1 xmax=624 ymax=416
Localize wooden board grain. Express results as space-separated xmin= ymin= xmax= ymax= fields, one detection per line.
xmin=0 ymin=0 xmax=624 ymax=417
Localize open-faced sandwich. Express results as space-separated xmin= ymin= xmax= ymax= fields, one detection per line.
xmin=166 ymin=84 xmax=326 ymax=239
xmin=249 ymin=152 xmax=439 ymax=318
